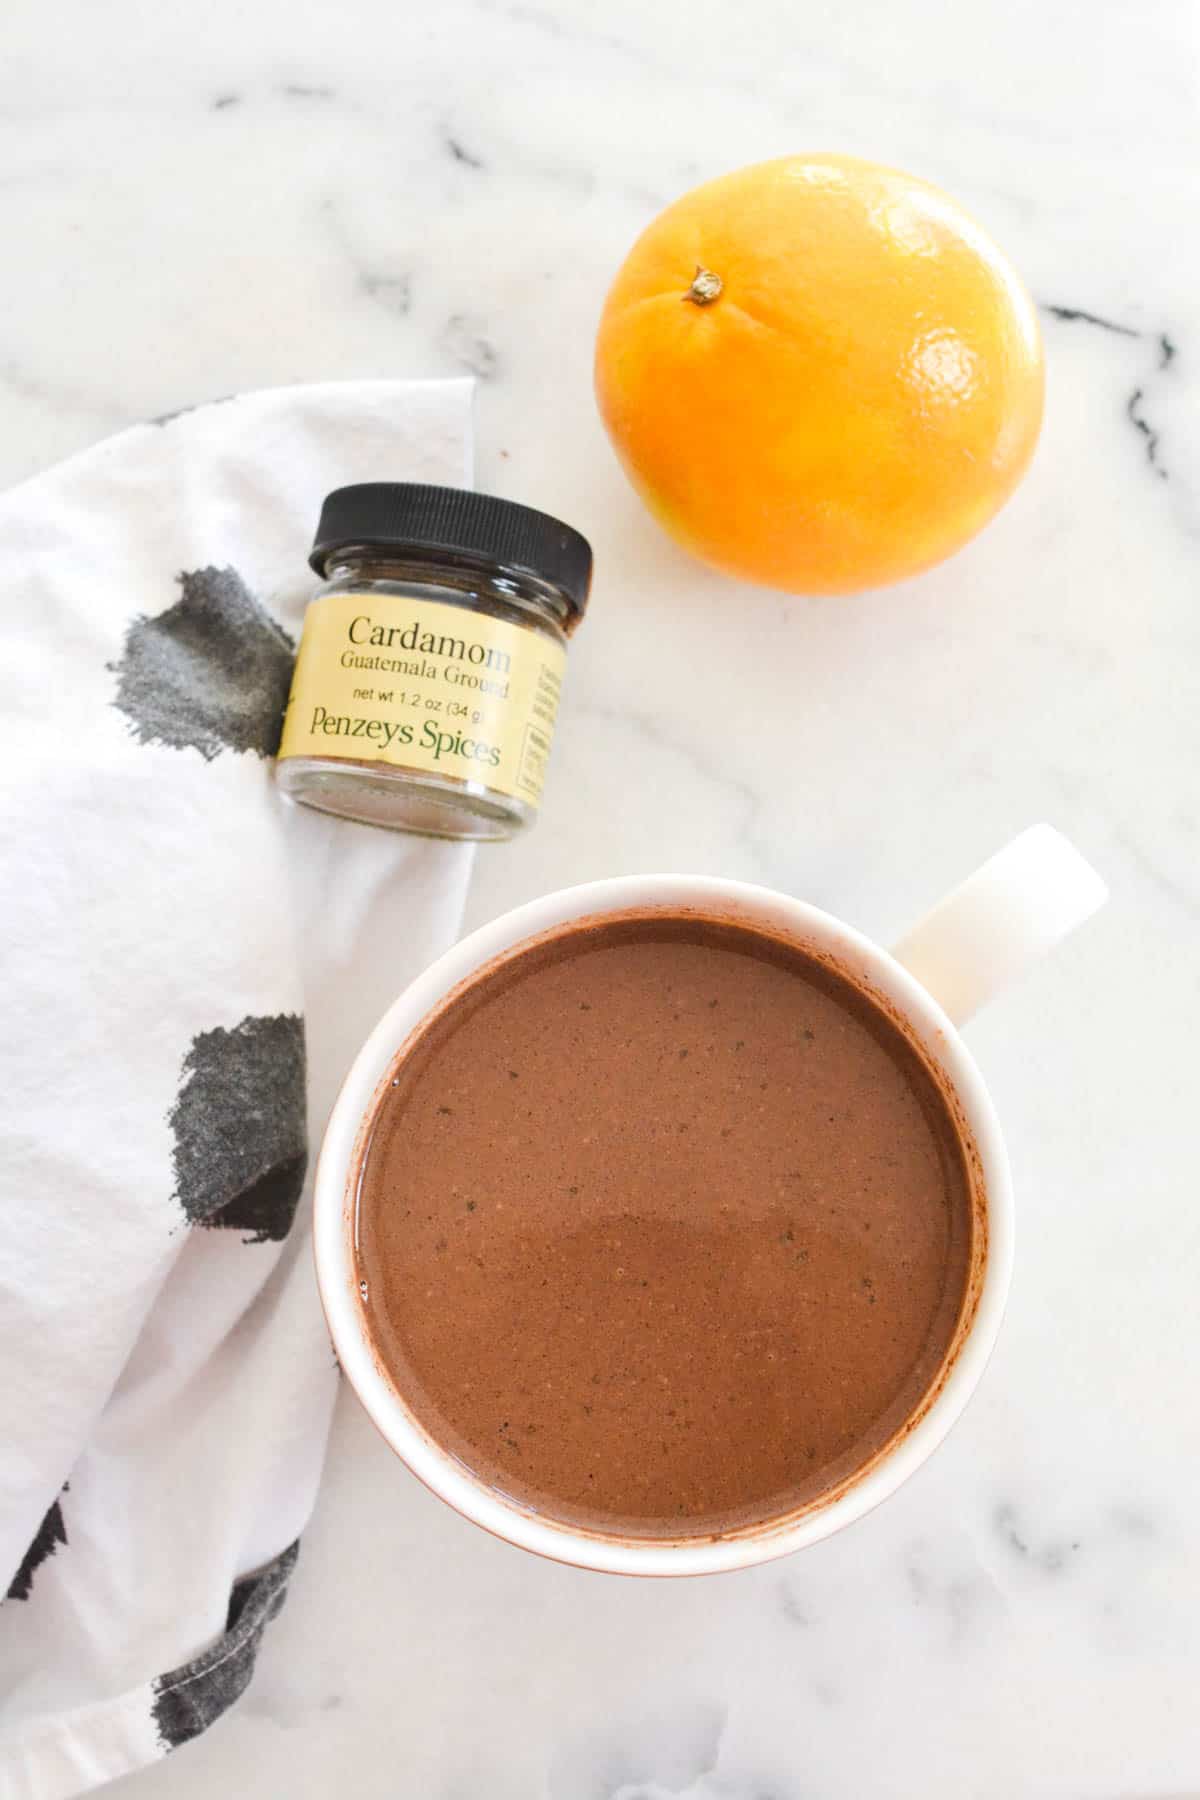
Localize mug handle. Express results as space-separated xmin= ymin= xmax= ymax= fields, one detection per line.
xmin=890 ymin=823 xmax=1108 ymax=1027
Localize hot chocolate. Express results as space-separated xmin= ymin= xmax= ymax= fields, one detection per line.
xmin=354 ymin=912 xmax=977 ymax=1539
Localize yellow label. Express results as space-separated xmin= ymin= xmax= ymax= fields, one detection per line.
xmin=278 ymin=592 xmax=565 ymax=808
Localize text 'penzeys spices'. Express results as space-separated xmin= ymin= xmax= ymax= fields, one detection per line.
xmin=277 ymin=484 xmax=592 ymax=839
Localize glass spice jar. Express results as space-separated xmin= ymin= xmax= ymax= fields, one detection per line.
xmin=277 ymin=484 xmax=591 ymax=840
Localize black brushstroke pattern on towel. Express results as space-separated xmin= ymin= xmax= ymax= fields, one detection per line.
xmin=109 ymin=565 xmax=293 ymax=760
xmin=151 ymin=1541 xmax=299 ymax=1750
xmin=5 ymin=1492 xmax=68 ymax=1602
xmin=169 ymin=1014 xmax=307 ymax=1243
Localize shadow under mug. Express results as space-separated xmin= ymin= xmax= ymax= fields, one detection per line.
xmin=314 ymin=825 xmax=1106 ymax=1575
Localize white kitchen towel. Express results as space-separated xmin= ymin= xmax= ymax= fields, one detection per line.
xmin=0 ymin=380 xmax=476 ymax=1798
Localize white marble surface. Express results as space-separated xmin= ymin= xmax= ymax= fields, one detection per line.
xmin=6 ymin=0 xmax=1199 ymax=1793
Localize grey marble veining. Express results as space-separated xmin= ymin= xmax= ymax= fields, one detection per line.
xmin=3 ymin=0 xmax=1197 ymax=1793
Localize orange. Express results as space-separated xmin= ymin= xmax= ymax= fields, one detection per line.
xmin=594 ymin=154 xmax=1044 ymax=595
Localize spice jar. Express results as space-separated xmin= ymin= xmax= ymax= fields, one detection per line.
xmin=277 ymin=484 xmax=591 ymax=840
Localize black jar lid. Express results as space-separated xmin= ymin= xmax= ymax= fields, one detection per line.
xmin=310 ymin=483 xmax=592 ymax=621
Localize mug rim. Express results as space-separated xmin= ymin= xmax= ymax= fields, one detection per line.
xmin=313 ymin=873 xmax=1014 ymax=1576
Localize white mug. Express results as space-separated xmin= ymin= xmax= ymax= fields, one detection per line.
xmin=314 ymin=824 xmax=1106 ymax=1576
